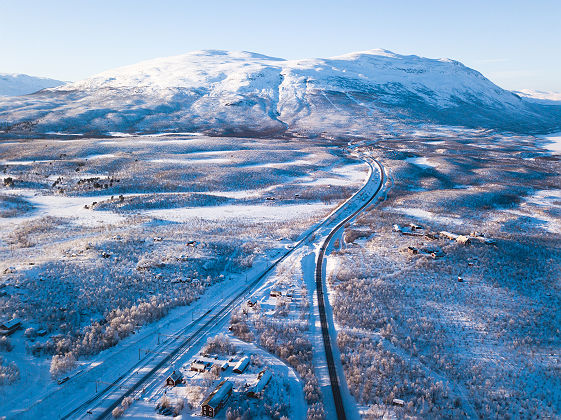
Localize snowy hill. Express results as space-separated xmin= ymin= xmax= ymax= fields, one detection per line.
xmin=0 ymin=73 xmax=65 ymax=96
xmin=1 ymin=50 xmax=559 ymax=137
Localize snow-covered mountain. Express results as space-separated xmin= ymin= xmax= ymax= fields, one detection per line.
xmin=1 ymin=50 xmax=559 ymax=137
xmin=0 ymin=73 xmax=65 ymax=96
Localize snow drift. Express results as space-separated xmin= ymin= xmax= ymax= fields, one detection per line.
xmin=0 ymin=49 xmax=559 ymax=137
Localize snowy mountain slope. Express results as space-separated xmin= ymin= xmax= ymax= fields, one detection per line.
xmin=0 ymin=50 xmax=559 ymax=137
xmin=0 ymin=73 xmax=65 ymax=96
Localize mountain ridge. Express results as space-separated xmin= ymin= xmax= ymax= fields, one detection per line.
xmin=1 ymin=49 xmax=559 ymax=138
xmin=0 ymin=73 xmax=66 ymax=97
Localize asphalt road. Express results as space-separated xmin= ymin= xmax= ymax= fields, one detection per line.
xmin=315 ymin=156 xmax=385 ymax=420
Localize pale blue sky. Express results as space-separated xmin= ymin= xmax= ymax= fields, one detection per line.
xmin=1 ymin=0 xmax=560 ymax=91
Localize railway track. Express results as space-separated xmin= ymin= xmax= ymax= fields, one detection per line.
xmin=315 ymin=156 xmax=385 ymax=420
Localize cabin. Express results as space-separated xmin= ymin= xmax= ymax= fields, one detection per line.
xmin=166 ymin=370 xmax=183 ymax=387
xmin=456 ymin=235 xmax=471 ymax=245
xmin=221 ymin=361 xmax=229 ymax=371
xmin=392 ymin=398 xmax=405 ymax=407
xmin=201 ymin=380 xmax=233 ymax=418
xmin=440 ymin=231 xmax=458 ymax=240
xmin=409 ymin=223 xmax=423 ymax=231
xmin=190 ymin=361 xmax=207 ymax=373
xmin=36 ymin=329 xmax=48 ymax=337
xmin=269 ymin=290 xmax=282 ymax=298
xmin=422 ymin=246 xmax=445 ymax=259
xmin=233 ymin=356 xmax=249 ymax=374
xmin=0 ymin=319 xmax=21 ymax=336
xmin=247 ymin=369 xmax=272 ymax=398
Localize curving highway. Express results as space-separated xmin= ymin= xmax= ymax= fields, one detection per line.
xmin=315 ymin=156 xmax=386 ymax=420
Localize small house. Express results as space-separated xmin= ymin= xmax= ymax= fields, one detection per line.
xmin=201 ymin=380 xmax=233 ymax=418
xmin=270 ymin=290 xmax=282 ymax=298
xmin=233 ymin=356 xmax=249 ymax=374
xmin=36 ymin=329 xmax=48 ymax=337
xmin=392 ymin=398 xmax=405 ymax=407
xmin=0 ymin=318 xmax=21 ymax=336
xmin=166 ymin=370 xmax=183 ymax=387
xmin=456 ymin=235 xmax=471 ymax=245
xmin=221 ymin=361 xmax=229 ymax=371
xmin=440 ymin=231 xmax=458 ymax=240
xmin=190 ymin=361 xmax=207 ymax=373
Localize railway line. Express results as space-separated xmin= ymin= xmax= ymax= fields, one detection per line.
xmin=58 ymin=150 xmax=384 ymax=419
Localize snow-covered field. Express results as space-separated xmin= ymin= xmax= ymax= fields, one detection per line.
xmin=538 ymin=131 xmax=561 ymax=155
xmin=0 ymin=134 xmax=369 ymax=417
xmin=327 ymin=132 xmax=561 ymax=418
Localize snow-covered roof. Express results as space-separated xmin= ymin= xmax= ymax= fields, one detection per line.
xmin=167 ymin=370 xmax=182 ymax=382
xmin=233 ymin=356 xmax=249 ymax=372
xmin=203 ymin=380 xmax=233 ymax=409
xmin=0 ymin=319 xmax=21 ymax=329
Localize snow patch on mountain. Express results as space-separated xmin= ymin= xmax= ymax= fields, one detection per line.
xmin=513 ymin=89 xmax=561 ymax=105
xmin=0 ymin=73 xmax=65 ymax=96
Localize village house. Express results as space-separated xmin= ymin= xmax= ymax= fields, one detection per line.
xmin=0 ymin=319 xmax=21 ymax=336
xmin=166 ymin=370 xmax=183 ymax=387
xmin=233 ymin=356 xmax=249 ymax=374
xmin=190 ymin=361 xmax=207 ymax=373
xmin=201 ymin=380 xmax=233 ymax=418
xmin=247 ymin=369 xmax=272 ymax=398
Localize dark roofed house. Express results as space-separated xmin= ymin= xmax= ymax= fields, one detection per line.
xmin=0 ymin=319 xmax=21 ymax=336
xmin=201 ymin=380 xmax=233 ymax=417
xmin=166 ymin=370 xmax=183 ymax=387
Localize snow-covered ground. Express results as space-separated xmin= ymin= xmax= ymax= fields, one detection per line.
xmin=405 ymin=156 xmax=436 ymax=169
xmin=325 ymin=133 xmax=561 ymax=418
xmin=0 ymin=134 xmax=369 ymax=418
xmin=538 ymin=131 xmax=561 ymax=154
